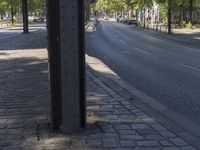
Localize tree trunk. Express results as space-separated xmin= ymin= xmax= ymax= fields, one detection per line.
xmin=85 ymin=0 xmax=90 ymax=21
xmin=179 ymin=4 xmax=182 ymax=26
xmin=182 ymin=10 xmax=186 ymax=22
xmin=136 ymin=9 xmax=138 ymax=22
xmin=189 ymin=0 xmax=193 ymax=23
xmin=143 ymin=8 xmax=146 ymax=28
xmin=22 ymin=0 xmax=29 ymax=33
xmin=11 ymin=7 xmax=14 ymax=25
xmin=168 ymin=0 xmax=172 ymax=34
xmin=0 ymin=13 xmax=3 ymax=20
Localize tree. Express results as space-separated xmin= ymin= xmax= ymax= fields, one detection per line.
xmin=28 ymin=0 xmax=46 ymax=15
xmin=0 ymin=0 xmax=46 ymax=23
xmin=0 ymin=0 xmax=7 ymax=19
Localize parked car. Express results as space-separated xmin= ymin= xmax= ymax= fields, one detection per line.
xmin=28 ymin=16 xmax=35 ymax=22
xmin=33 ymin=16 xmax=39 ymax=22
xmin=3 ymin=16 xmax=11 ymax=21
xmin=117 ymin=16 xmax=124 ymax=23
xmin=38 ymin=16 xmax=46 ymax=22
xmin=127 ymin=19 xmax=137 ymax=25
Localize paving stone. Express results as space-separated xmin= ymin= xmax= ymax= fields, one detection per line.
xmin=118 ymin=130 xmax=136 ymax=135
xmin=2 ymin=146 xmax=22 ymax=150
xmin=120 ymin=135 xmax=144 ymax=140
xmin=162 ymin=147 xmax=181 ymax=150
xmin=101 ymin=127 xmax=116 ymax=133
xmin=87 ymin=139 xmax=102 ymax=146
xmin=146 ymin=135 xmax=164 ymax=140
xmin=160 ymin=140 xmax=174 ymax=146
xmin=101 ymin=133 xmax=118 ymax=138
xmin=169 ymin=138 xmax=188 ymax=146
xmin=1 ymin=139 xmax=22 ymax=147
xmin=0 ymin=109 xmax=6 ymax=113
xmin=142 ymin=118 xmax=157 ymax=124
xmin=101 ymin=105 xmax=113 ymax=109
xmin=131 ymin=124 xmax=149 ymax=129
xmin=119 ymin=115 xmax=136 ymax=120
xmin=181 ymin=146 xmax=197 ymax=150
xmin=120 ymin=140 xmax=136 ymax=147
xmin=113 ymin=110 xmax=132 ymax=115
xmin=5 ymin=134 xmax=23 ymax=140
xmin=137 ymin=141 xmax=158 ymax=147
xmin=110 ymin=148 xmax=132 ymax=150
xmin=103 ymin=138 xmax=119 ymax=148
xmin=134 ymin=147 xmax=161 ymax=150
xmin=151 ymin=124 xmax=167 ymax=131
xmin=0 ymin=123 xmax=7 ymax=129
xmin=137 ymin=129 xmax=156 ymax=135
xmin=159 ymin=131 xmax=177 ymax=138
xmin=99 ymin=115 xmax=119 ymax=120
xmin=114 ymin=124 xmax=131 ymax=130
xmin=0 ymin=119 xmax=7 ymax=124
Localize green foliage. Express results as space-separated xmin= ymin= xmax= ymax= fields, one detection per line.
xmin=186 ymin=21 xmax=193 ymax=28
xmin=0 ymin=0 xmax=46 ymax=17
xmin=181 ymin=21 xmax=186 ymax=27
xmin=28 ymin=0 xmax=46 ymax=14
xmin=158 ymin=2 xmax=168 ymax=25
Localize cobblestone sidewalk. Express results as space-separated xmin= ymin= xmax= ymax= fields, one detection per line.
xmin=0 ymin=29 xmax=199 ymax=150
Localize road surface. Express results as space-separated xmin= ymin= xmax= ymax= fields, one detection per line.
xmin=86 ymin=21 xmax=200 ymax=125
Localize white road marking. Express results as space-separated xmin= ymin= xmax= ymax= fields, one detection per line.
xmin=177 ymin=45 xmax=200 ymax=53
xmin=133 ymin=47 xmax=150 ymax=55
xmin=178 ymin=63 xmax=200 ymax=72
xmin=120 ymin=39 xmax=126 ymax=44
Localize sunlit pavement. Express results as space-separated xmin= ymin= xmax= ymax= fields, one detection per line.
xmin=0 ymin=23 xmax=46 ymax=41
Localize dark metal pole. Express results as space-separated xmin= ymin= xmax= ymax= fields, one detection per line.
xmin=59 ymin=0 xmax=86 ymax=133
xmin=78 ymin=0 xmax=86 ymax=129
xmin=22 ymin=0 xmax=29 ymax=33
xmin=47 ymin=0 xmax=86 ymax=132
xmin=47 ymin=0 xmax=62 ymax=130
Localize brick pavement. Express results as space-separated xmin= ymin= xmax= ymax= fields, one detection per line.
xmin=0 ymin=29 xmax=199 ymax=149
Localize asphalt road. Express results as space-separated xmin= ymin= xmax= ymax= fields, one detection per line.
xmin=86 ymin=21 xmax=200 ymax=125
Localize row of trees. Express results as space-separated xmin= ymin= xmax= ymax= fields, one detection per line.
xmin=96 ymin=0 xmax=200 ymax=34
xmin=0 ymin=0 xmax=46 ymax=24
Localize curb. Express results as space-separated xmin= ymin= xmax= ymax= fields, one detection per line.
xmin=86 ymin=54 xmax=200 ymax=148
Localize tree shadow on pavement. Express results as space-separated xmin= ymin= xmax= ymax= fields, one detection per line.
xmin=0 ymin=53 xmax=50 ymax=148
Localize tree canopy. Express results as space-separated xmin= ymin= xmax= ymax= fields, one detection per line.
xmin=0 ymin=0 xmax=46 ymax=20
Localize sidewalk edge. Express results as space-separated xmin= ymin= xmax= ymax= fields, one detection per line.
xmin=86 ymin=54 xmax=200 ymax=138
